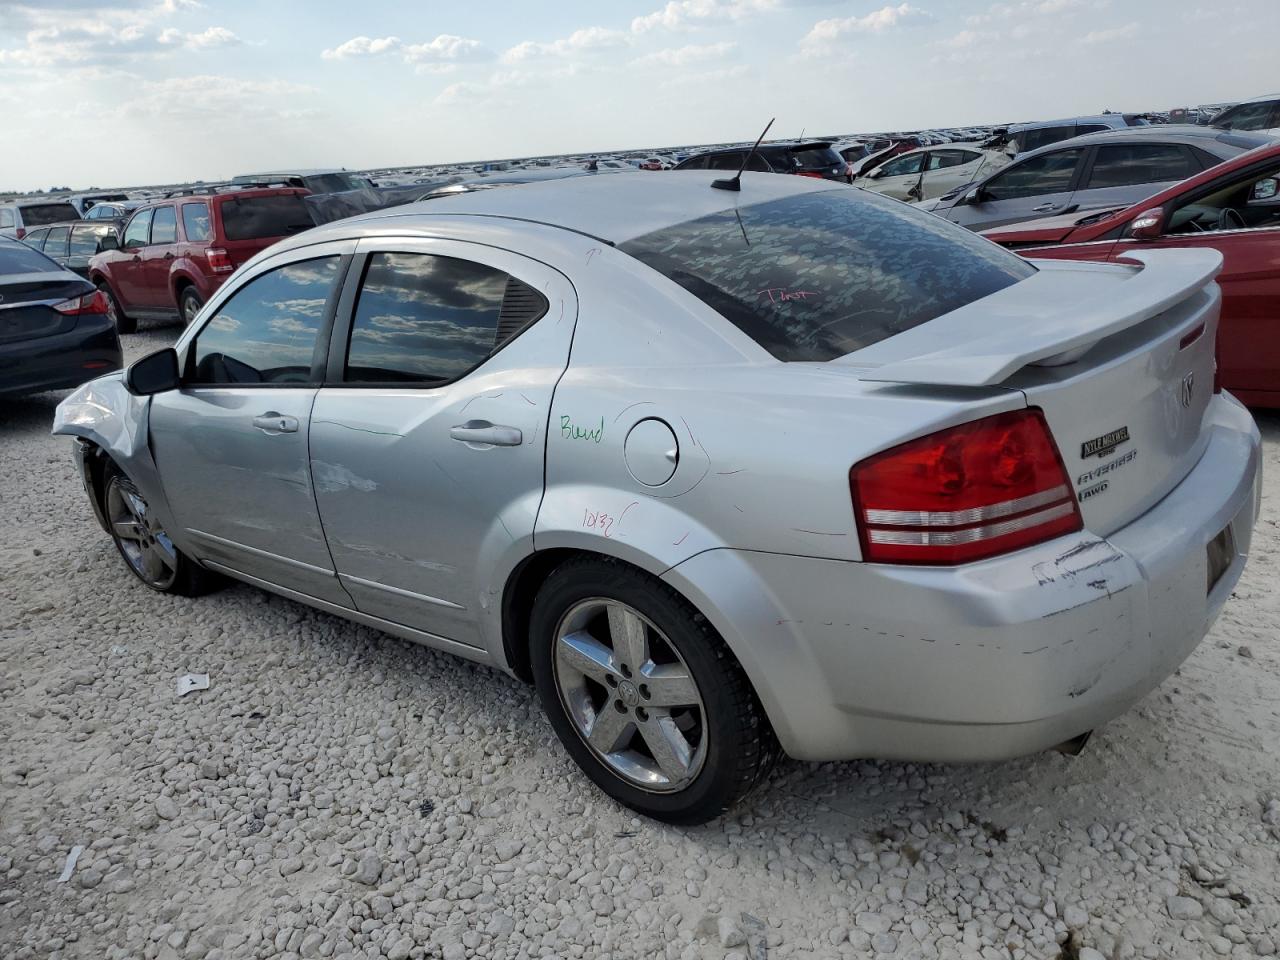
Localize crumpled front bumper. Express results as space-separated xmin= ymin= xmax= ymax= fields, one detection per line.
xmin=663 ymin=394 xmax=1262 ymax=762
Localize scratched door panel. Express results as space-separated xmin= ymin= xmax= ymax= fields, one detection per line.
xmin=310 ymin=238 xmax=578 ymax=646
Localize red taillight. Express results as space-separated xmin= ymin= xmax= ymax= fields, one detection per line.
xmin=207 ymin=247 xmax=233 ymax=273
xmin=795 ymin=171 xmax=825 ymax=179
xmin=53 ymin=290 xmax=110 ymax=316
xmin=850 ymin=409 xmax=1082 ymax=565
xmin=15 ymin=227 xmax=25 ymax=240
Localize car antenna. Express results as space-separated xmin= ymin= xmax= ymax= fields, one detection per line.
xmin=712 ymin=117 xmax=775 ymax=192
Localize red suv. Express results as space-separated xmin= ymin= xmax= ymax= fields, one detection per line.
xmin=89 ymin=187 xmax=313 ymax=333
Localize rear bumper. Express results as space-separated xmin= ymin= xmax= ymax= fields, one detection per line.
xmin=663 ymin=395 xmax=1262 ymax=761
xmin=0 ymin=319 xmax=122 ymax=396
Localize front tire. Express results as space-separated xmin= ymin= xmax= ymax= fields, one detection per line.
xmin=103 ymin=465 xmax=223 ymax=596
xmin=96 ymin=280 xmax=135 ymax=335
xmin=530 ymin=557 xmax=778 ymax=824
xmin=179 ymin=287 xmax=203 ymax=327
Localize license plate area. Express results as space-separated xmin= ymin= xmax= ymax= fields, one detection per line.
xmin=1206 ymin=524 xmax=1235 ymax=594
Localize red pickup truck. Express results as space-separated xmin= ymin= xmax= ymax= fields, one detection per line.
xmin=89 ymin=187 xmax=313 ymax=333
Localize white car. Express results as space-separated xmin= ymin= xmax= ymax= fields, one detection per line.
xmin=854 ymin=145 xmax=1010 ymax=202
xmin=54 ymin=172 xmax=1260 ymax=823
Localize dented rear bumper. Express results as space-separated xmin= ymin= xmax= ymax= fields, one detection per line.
xmin=663 ymin=394 xmax=1261 ymax=762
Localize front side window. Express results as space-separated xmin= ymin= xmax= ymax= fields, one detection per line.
xmin=345 ymin=252 xmax=547 ymax=384
xmin=984 ymin=149 xmax=1082 ymax=201
xmin=123 ymin=209 xmax=152 ymax=249
xmin=43 ymin=225 xmax=70 ymax=257
xmin=191 ymin=257 xmax=339 ymax=385
xmin=181 ymin=203 xmax=211 ymax=241
xmin=1086 ymin=144 xmax=1198 ymax=190
xmin=1168 ymin=162 xmax=1280 ymax=234
xmin=150 ymin=206 xmax=177 ymax=244
xmin=620 ymin=189 xmax=1035 ymax=363
xmin=70 ymin=224 xmax=112 ymax=257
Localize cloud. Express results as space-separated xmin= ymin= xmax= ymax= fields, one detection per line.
xmin=631 ymin=40 xmax=736 ymax=67
xmin=157 ymin=25 xmax=239 ymax=49
xmin=800 ymin=3 xmax=930 ymax=56
xmin=1080 ymin=21 xmax=1137 ymax=42
xmin=321 ymin=33 xmax=491 ymax=66
xmin=631 ymin=0 xmax=778 ymax=34
xmin=660 ymin=63 xmax=748 ymax=86
xmin=501 ymin=27 xmax=627 ymax=63
xmin=967 ymin=0 xmax=1087 ymax=24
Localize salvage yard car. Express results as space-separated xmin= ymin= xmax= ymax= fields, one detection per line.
xmin=982 ymin=142 xmax=1280 ymax=408
xmin=1 ymin=236 xmax=121 ymax=395
xmin=853 ymin=145 xmax=1009 ymax=201
xmin=88 ymin=186 xmax=314 ymax=333
xmin=53 ymin=173 xmax=1261 ymax=824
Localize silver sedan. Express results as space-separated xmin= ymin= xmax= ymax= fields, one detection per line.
xmin=54 ymin=172 xmax=1262 ymax=823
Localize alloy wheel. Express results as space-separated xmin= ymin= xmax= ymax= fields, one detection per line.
xmin=552 ymin=598 xmax=707 ymax=792
xmin=107 ymin=478 xmax=178 ymax=590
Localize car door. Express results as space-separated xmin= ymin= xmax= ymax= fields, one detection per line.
xmin=115 ymin=208 xmax=153 ymax=307
xmin=309 ymin=238 xmax=578 ymax=648
xmin=67 ymin=224 xmax=109 ymax=278
xmin=948 ymin=147 xmax=1085 ymax=230
xmin=865 ymin=152 xmax=925 ymax=199
xmin=40 ymin=225 xmax=71 ymax=269
xmin=149 ymin=241 xmax=356 ymax=603
xmin=1074 ymin=143 xmax=1200 ymax=217
xmin=139 ymin=205 xmax=179 ymax=310
xmin=919 ymin=150 xmax=978 ymax=200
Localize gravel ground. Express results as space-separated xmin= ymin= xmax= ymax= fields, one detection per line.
xmin=2 ymin=325 xmax=1278 ymax=960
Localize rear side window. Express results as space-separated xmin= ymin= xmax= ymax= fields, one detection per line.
xmin=150 ymin=206 xmax=177 ymax=244
xmin=181 ymin=203 xmax=211 ymax=241
xmin=43 ymin=225 xmax=70 ymax=257
xmin=985 ymin=149 xmax=1082 ymax=201
xmin=191 ymin=257 xmax=339 ymax=385
xmin=0 ymin=242 xmax=57 ymax=275
xmin=23 ymin=228 xmax=49 ymax=250
xmin=1075 ymin=123 xmax=1110 ymax=136
xmin=70 ymin=224 xmax=111 ymax=257
xmin=878 ymin=153 xmax=925 ymax=177
xmin=218 ymin=194 xmax=314 ymax=241
xmin=1086 ymin=144 xmax=1199 ymax=189
xmin=0 ymin=209 xmax=14 ymax=229
xmin=19 ymin=203 xmax=79 ymax=226
xmin=619 ymin=190 xmax=1034 ymax=362
xmin=345 ymin=252 xmax=547 ymax=384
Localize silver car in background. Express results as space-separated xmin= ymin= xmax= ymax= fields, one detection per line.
xmin=54 ymin=173 xmax=1261 ymax=823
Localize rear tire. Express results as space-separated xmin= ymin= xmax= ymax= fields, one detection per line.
xmin=97 ymin=280 xmax=135 ymax=335
xmin=102 ymin=463 xmax=224 ymax=597
xmin=179 ymin=287 xmax=203 ymax=327
xmin=529 ymin=556 xmax=779 ymax=824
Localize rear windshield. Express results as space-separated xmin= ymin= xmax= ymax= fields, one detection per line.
xmin=304 ymin=173 xmax=370 ymax=193
xmin=787 ymin=147 xmax=843 ymax=171
xmin=619 ymin=189 xmax=1035 ymax=362
xmin=0 ymin=242 xmax=58 ymax=276
xmin=218 ymin=194 xmax=314 ymax=241
xmin=19 ymin=203 xmax=79 ymax=226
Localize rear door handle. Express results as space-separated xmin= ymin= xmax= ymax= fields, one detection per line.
xmin=252 ymin=412 xmax=299 ymax=434
xmin=449 ymin=420 xmax=522 ymax=446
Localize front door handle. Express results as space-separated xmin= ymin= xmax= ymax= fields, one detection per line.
xmin=1032 ymin=203 xmax=1060 ymax=213
xmin=163 ymin=252 xmax=175 ymax=260
xmin=449 ymin=420 xmax=522 ymax=446
xmin=252 ymin=412 xmax=299 ymax=434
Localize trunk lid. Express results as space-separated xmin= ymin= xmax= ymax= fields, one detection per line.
xmin=844 ymin=250 xmax=1222 ymax=535
xmin=0 ymin=273 xmax=92 ymax=344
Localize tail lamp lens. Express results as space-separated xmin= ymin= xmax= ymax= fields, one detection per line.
xmin=850 ymin=409 xmax=1082 ymax=565
xmin=54 ymin=290 xmax=110 ymax=316
xmin=207 ymin=247 xmax=233 ymax=273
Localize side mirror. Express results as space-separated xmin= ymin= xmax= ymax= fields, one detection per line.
xmin=1252 ymin=177 xmax=1278 ymax=201
xmin=1129 ymin=207 xmax=1165 ymax=241
xmin=962 ymin=187 xmax=983 ymax=205
xmin=97 ymin=234 xmax=119 ymax=253
xmin=125 ymin=348 xmax=180 ymax=396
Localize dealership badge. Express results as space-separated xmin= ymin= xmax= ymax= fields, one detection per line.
xmin=1080 ymin=426 xmax=1130 ymax=459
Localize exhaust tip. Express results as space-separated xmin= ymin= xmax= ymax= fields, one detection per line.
xmin=1053 ymin=730 xmax=1093 ymax=757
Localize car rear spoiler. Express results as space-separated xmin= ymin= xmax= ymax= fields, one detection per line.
xmin=848 ymin=249 xmax=1223 ymax=387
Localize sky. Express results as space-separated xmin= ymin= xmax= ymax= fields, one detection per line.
xmin=0 ymin=0 xmax=1275 ymax=191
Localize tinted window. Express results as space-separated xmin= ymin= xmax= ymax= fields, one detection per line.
xmin=192 ymin=257 xmax=339 ymax=385
xmin=1086 ymin=144 xmax=1198 ymax=190
xmin=70 ymin=224 xmax=112 ymax=257
xmin=303 ymin=173 xmax=370 ymax=193
xmin=345 ymin=253 xmax=546 ymax=384
xmin=19 ymin=203 xmax=79 ymax=226
xmin=679 ymin=155 xmax=709 ymax=170
xmin=1213 ymin=100 xmax=1279 ymax=131
xmin=619 ymin=190 xmax=1035 ymax=363
xmin=43 ymin=226 xmax=70 ymax=257
xmin=927 ymin=150 xmax=968 ymax=170
xmin=23 ymin=228 xmax=49 ymax=250
xmin=123 ymin=209 xmax=152 ymax=249
xmin=1018 ymin=126 xmax=1073 ymax=153
xmin=0 ymin=241 xmax=58 ymax=275
xmin=150 ymin=206 xmax=177 ymax=244
xmin=984 ymin=149 xmax=1082 ymax=201
xmin=0 ymin=209 xmax=14 ymax=228
xmin=1076 ymin=124 xmax=1109 ymax=136
xmin=219 ymin=194 xmax=314 ymax=241
xmin=787 ymin=147 xmax=842 ymax=171
xmin=707 ymin=153 xmax=745 ymax=171
xmin=878 ymin=153 xmax=925 ymax=177
xmin=181 ymin=202 xmax=211 ymax=241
